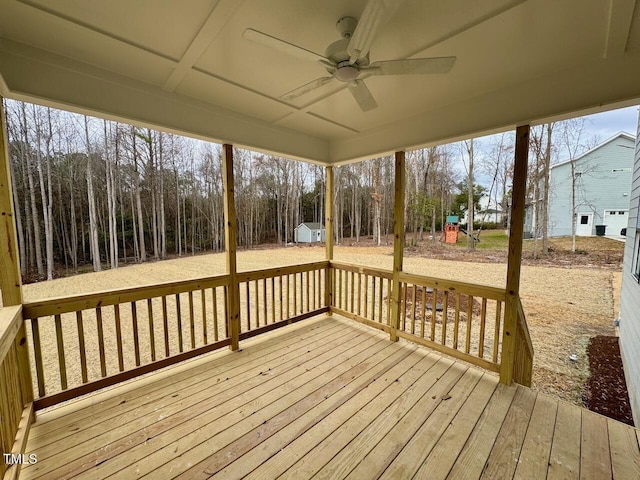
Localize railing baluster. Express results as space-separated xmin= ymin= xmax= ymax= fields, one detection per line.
xmin=176 ymin=293 xmax=183 ymax=352
xmin=114 ymin=304 xmax=124 ymax=371
xmin=430 ymin=289 xmax=437 ymax=341
xmin=410 ymin=284 xmax=417 ymax=335
xmin=311 ymin=270 xmax=315 ymax=311
xmin=479 ymin=298 xmax=487 ymax=358
xmin=453 ymin=294 xmax=460 ymax=350
xmin=466 ymin=295 xmax=473 ymax=354
xmin=349 ymin=271 xmax=354 ymax=313
xmin=245 ymin=282 xmax=251 ymax=332
xmin=131 ymin=302 xmax=141 ymax=366
xmin=147 ymin=298 xmax=156 ymax=361
xmin=279 ymin=275 xmax=284 ymax=321
xmin=212 ymin=288 xmax=219 ymax=342
xmin=378 ymin=276 xmax=383 ymax=324
xmin=285 ymin=275 xmax=290 ymax=320
xmin=223 ymin=286 xmax=229 ymax=338
xmin=306 ymin=270 xmax=311 ymax=313
xmin=271 ymin=277 xmax=276 ymax=322
xmin=371 ymin=276 xmax=376 ymax=321
xmin=386 ymin=278 xmax=392 ymax=325
xmin=442 ymin=291 xmax=449 ymax=345
xmin=162 ymin=296 xmax=170 ymax=356
xmin=402 ymin=283 xmax=408 ymax=331
xmin=31 ymin=318 xmax=45 ymax=397
xmin=420 ymin=286 xmax=426 ymax=338
xmin=201 ymin=289 xmax=208 ymax=344
xmin=76 ymin=311 xmax=88 ymax=383
xmin=292 ymin=274 xmax=297 ymax=315
xmin=263 ymin=279 xmax=268 ymax=325
xmin=493 ymin=300 xmax=502 ymax=363
xmin=357 ymin=273 xmax=362 ymax=316
xmin=255 ymin=280 xmax=260 ymax=327
xmin=96 ymin=307 xmax=107 ymax=376
xmin=54 ymin=314 xmax=67 ymax=390
xmin=365 ymin=275 xmax=371 ymax=320
xmin=188 ymin=291 xmax=196 ymax=348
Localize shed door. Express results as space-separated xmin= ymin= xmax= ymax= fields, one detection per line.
xmin=603 ymin=210 xmax=629 ymax=236
xmin=576 ymin=213 xmax=593 ymax=236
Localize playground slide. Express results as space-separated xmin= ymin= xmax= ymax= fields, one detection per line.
xmin=459 ymin=228 xmax=480 ymax=242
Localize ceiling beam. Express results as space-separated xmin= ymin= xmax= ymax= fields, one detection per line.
xmin=604 ymin=0 xmax=637 ymax=58
xmin=163 ymin=0 xmax=246 ymax=92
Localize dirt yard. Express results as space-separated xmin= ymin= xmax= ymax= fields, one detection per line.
xmin=22 ymin=239 xmax=622 ymax=407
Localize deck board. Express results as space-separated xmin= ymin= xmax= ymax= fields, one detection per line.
xmin=21 ymin=315 xmax=639 ymax=480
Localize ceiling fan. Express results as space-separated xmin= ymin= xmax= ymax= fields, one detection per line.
xmin=243 ymin=0 xmax=456 ymax=112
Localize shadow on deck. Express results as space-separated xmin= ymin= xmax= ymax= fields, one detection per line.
xmin=20 ymin=315 xmax=640 ymax=480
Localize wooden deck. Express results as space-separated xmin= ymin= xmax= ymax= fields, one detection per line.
xmin=20 ymin=315 xmax=640 ymax=480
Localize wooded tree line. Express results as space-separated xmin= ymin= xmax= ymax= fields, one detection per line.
xmin=4 ymin=99 xmax=595 ymax=280
xmin=4 ymin=100 xmax=471 ymax=279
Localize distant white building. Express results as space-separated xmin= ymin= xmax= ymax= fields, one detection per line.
xmin=526 ymin=132 xmax=635 ymax=238
xmin=461 ymin=196 xmax=506 ymax=227
xmin=294 ymin=222 xmax=325 ymax=243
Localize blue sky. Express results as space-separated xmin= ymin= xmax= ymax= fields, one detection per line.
xmin=583 ymin=105 xmax=638 ymax=140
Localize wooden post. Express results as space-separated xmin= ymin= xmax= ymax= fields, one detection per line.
xmin=0 ymin=96 xmax=22 ymax=307
xmin=222 ymin=144 xmax=240 ymax=351
xmin=390 ymin=151 xmax=405 ymax=342
xmin=500 ymin=124 xmax=529 ymax=384
xmin=325 ymin=166 xmax=334 ymax=312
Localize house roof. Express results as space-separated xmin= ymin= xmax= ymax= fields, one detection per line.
xmin=296 ymin=223 xmax=324 ymax=230
xmin=1 ymin=1 xmax=640 ymax=165
xmin=550 ymin=131 xmax=636 ymax=170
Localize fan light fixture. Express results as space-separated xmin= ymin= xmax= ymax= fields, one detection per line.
xmin=334 ymin=63 xmax=359 ymax=82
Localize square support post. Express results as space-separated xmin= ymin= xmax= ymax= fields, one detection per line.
xmin=0 ymin=96 xmax=22 ymax=307
xmin=324 ymin=166 xmax=334 ymax=312
xmin=500 ymin=124 xmax=530 ymax=384
xmin=222 ymin=144 xmax=240 ymax=351
xmin=390 ymin=151 xmax=405 ymax=342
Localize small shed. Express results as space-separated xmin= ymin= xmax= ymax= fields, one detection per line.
xmin=294 ymin=222 xmax=326 ymax=243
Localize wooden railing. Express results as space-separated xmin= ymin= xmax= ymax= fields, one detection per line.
xmin=396 ymin=272 xmax=506 ymax=373
xmin=21 ymin=261 xmax=329 ymax=409
xmin=513 ymin=297 xmax=534 ymax=386
xmin=328 ymin=262 xmax=510 ymax=375
xmin=330 ymin=262 xmax=394 ymax=332
xmin=236 ymin=261 xmax=329 ymax=340
xmin=18 ymin=259 xmax=531 ymax=411
xmin=0 ymin=305 xmax=33 ymax=480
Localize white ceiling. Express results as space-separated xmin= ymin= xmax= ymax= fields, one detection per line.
xmin=1 ymin=0 xmax=639 ymax=164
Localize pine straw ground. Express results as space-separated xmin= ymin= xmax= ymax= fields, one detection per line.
xmin=21 ymin=236 xmax=623 ymax=408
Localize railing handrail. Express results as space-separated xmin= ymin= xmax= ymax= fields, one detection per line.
xmin=329 ymin=261 xmax=393 ymax=279
xmin=398 ymin=272 xmax=506 ymax=302
xmin=22 ymin=274 xmax=232 ymax=318
xmin=238 ymin=261 xmax=329 ymax=282
xmin=0 ymin=304 xmax=23 ymax=360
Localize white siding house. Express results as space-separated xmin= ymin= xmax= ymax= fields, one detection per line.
xmin=542 ymin=133 xmax=635 ymax=237
xmin=294 ymin=222 xmax=325 ymax=243
xmin=619 ymin=120 xmax=640 ymax=427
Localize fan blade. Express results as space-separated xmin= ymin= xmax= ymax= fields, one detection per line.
xmin=366 ymin=57 xmax=456 ymax=75
xmin=348 ymin=0 xmax=406 ymax=63
xmin=280 ymin=77 xmax=334 ymax=102
xmin=243 ymin=28 xmax=328 ymax=63
xmin=348 ymin=80 xmax=378 ymax=111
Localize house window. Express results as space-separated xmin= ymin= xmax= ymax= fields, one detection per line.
xmin=580 ymin=215 xmax=589 ymax=225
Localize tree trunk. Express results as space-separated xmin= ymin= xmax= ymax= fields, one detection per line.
xmin=22 ymin=104 xmax=44 ymax=275
xmin=541 ymin=123 xmax=553 ymax=254
xmin=84 ymin=116 xmax=102 ymax=272
xmin=466 ymin=139 xmax=475 ymax=251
